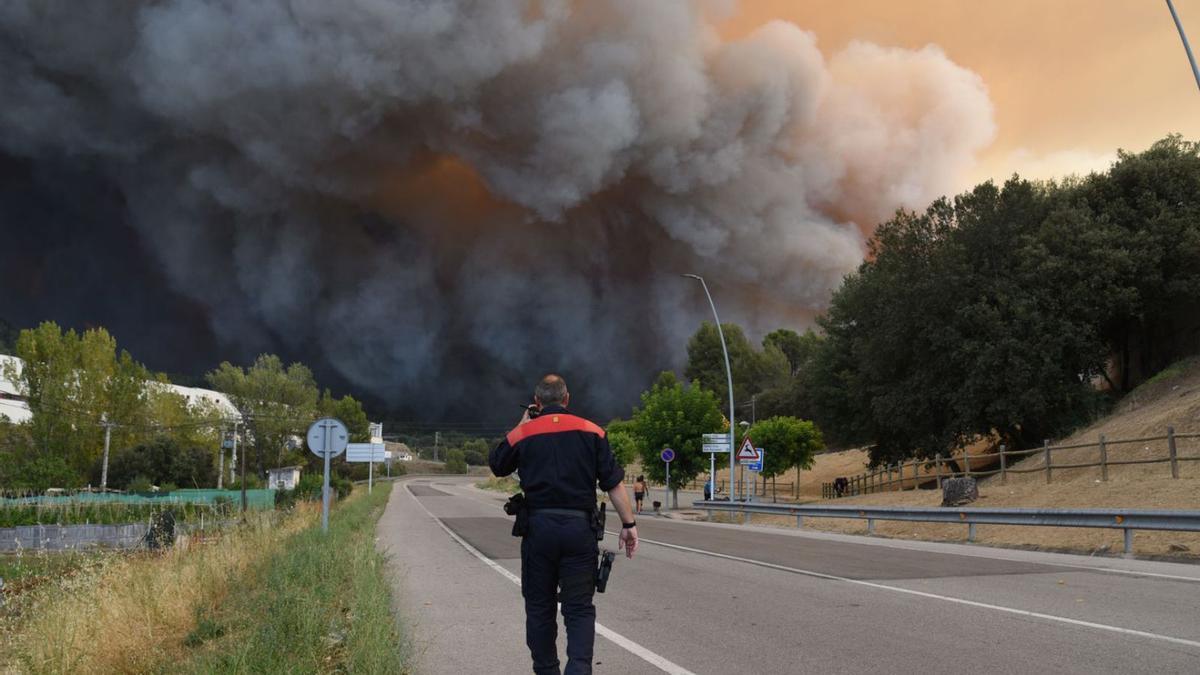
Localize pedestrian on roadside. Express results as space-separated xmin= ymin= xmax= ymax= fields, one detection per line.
xmin=489 ymin=374 xmax=639 ymax=675
xmin=703 ymin=477 xmax=713 ymax=501
xmin=633 ymin=475 xmax=647 ymax=514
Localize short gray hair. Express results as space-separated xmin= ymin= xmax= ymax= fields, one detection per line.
xmin=534 ymin=374 xmax=568 ymax=406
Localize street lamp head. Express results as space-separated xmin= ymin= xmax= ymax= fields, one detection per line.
xmin=682 ymin=273 xmax=702 ymax=280
xmin=739 ymin=420 xmax=749 ymax=427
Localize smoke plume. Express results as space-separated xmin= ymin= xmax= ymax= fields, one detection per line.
xmin=0 ymin=1 xmax=995 ymax=421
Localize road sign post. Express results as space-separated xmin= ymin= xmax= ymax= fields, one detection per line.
xmin=307 ymin=418 xmax=349 ymax=533
xmin=703 ymin=433 xmax=729 ymax=501
xmin=346 ymin=442 xmax=386 ymax=494
xmin=661 ymin=448 xmax=675 ymax=511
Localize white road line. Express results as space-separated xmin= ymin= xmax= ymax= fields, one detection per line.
xmin=623 ymin=532 xmax=1200 ymax=651
xmin=407 ymin=487 xmax=698 ymax=675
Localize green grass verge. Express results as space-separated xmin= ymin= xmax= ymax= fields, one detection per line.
xmin=173 ymin=484 xmax=406 ymax=673
xmin=0 ymin=501 xmax=238 ymax=527
xmin=475 ymin=475 xmax=519 ymax=493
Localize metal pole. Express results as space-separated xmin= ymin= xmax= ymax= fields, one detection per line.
xmin=369 ymin=458 xmax=374 ymax=494
xmin=240 ymin=425 xmax=248 ymax=513
xmin=216 ymin=425 xmax=225 ymax=490
xmin=1167 ymin=0 xmax=1200 ymax=92
xmin=434 ymin=431 xmax=439 ymax=462
xmin=665 ymin=459 xmax=671 ymax=511
xmin=231 ymin=421 xmax=239 ymax=486
xmin=709 ymin=453 xmax=715 ymax=501
xmin=99 ymin=417 xmax=112 ymax=491
xmin=322 ymin=422 xmax=331 ymax=532
xmin=684 ymin=274 xmax=737 ymax=504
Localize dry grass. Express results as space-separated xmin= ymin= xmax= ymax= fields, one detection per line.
xmin=690 ymin=477 xmax=1200 ymax=560
xmin=1001 ymin=358 xmax=1200 ymax=485
xmin=476 ymin=476 xmax=519 ymax=493
xmin=2 ymin=504 xmax=316 ymax=674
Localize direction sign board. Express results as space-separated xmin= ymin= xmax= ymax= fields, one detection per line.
xmin=307 ymin=418 xmax=349 ymax=458
xmin=346 ymin=442 xmax=386 ymax=463
xmin=702 ymin=443 xmax=731 ymax=453
xmin=736 ymin=437 xmax=759 ymax=463
xmin=702 ymin=433 xmax=728 ymax=444
xmin=746 ymin=448 xmax=765 ymax=472
xmin=661 ymin=448 xmax=676 ymax=463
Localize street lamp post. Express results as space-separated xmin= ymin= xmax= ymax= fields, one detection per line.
xmin=1167 ymin=0 xmax=1200 ymax=92
xmin=682 ymin=274 xmax=737 ymax=502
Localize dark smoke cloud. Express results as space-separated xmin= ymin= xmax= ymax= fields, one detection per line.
xmin=0 ymin=1 xmax=994 ymax=422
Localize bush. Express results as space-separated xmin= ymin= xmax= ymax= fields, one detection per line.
xmin=4 ymin=453 xmax=81 ymax=492
xmin=127 ymin=475 xmax=154 ymax=493
xmin=228 ymin=474 xmax=264 ymax=490
xmin=101 ymin=437 xmax=215 ymax=490
xmin=444 ymin=450 xmax=467 ymax=474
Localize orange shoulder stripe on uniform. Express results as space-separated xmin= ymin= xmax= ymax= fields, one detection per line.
xmin=506 ymin=413 xmax=606 ymax=446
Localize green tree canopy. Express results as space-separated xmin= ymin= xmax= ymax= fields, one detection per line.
xmin=746 ymin=416 xmax=823 ymax=480
xmin=207 ymin=355 xmax=318 ymax=477
xmin=629 ymin=371 xmax=724 ymax=496
xmin=605 ymin=419 xmax=642 ymax=468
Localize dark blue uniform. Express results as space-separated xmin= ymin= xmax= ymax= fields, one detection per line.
xmin=489 ymin=405 xmax=624 ymax=675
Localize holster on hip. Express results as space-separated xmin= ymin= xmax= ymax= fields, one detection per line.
xmin=504 ymin=492 xmax=529 ymax=537
xmin=591 ymin=502 xmax=606 ymax=541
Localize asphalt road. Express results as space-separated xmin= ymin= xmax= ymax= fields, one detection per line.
xmin=377 ymin=476 xmax=1200 ymax=674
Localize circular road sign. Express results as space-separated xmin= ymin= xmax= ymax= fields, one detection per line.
xmin=307 ymin=417 xmax=349 ymax=458
xmin=661 ymin=447 xmax=676 ymax=463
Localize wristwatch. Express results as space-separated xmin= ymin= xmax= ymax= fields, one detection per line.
xmin=621 ymin=521 xmax=637 ymax=529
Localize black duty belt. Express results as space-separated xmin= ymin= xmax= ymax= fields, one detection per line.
xmin=530 ymin=507 xmax=590 ymax=518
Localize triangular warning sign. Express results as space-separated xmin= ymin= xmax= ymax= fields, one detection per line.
xmin=736 ymin=437 xmax=758 ymax=460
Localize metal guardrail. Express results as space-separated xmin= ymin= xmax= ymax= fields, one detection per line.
xmin=693 ymin=500 xmax=1200 ymax=556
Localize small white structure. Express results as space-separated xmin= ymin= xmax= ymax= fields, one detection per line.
xmin=266 ymin=465 xmax=302 ymax=491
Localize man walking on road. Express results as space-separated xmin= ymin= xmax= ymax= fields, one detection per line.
xmin=490 ymin=374 xmax=639 ymax=675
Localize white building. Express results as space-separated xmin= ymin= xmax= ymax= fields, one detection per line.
xmin=266 ymin=465 xmax=302 ymax=490
xmin=0 ymin=354 xmax=31 ymax=424
xmin=0 ymin=354 xmax=238 ymax=425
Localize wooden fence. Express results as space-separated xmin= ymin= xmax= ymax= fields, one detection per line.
xmin=821 ymin=426 xmax=1199 ymax=500
xmin=624 ymin=475 xmax=797 ymax=502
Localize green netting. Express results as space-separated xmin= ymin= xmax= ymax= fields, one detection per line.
xmin=1 ymin=489 xmax=275 ymax=509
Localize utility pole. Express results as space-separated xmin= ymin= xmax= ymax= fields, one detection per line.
xmin=99 ymin=415 xmax=114 ymax=492
xmin=217 ymin=425 xmax=226 ymax=490
xmin=230 ymin=421 xmax=239 ymax=486
xmin=239 ymin=419 xmax=247 ymax=513
xmin=434 ymin=431 xmax=440 ymax=462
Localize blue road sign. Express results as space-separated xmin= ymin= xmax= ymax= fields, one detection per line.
xmin=661 ymin=448 xmax=676 ymax=463
xmin=746 ymin=448 xmax=764 ymax=472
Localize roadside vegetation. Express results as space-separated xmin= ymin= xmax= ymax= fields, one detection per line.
xmin=0 ymin=499 xmax=237 ymax=527
xmin=0 ymin=484 xmax=404 ymax=674
xmin=477 ymin=476 xmax=519 ymax=493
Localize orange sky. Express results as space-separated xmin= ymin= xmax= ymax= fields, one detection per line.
xmin=721 ymin=0 xmax=1200 ymax=188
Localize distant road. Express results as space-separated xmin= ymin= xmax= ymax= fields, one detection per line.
xmin=378 ymin=476 xmax=1200 ymax=674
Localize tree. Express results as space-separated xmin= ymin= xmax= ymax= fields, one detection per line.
xmin=318 ymin=390 xmax=369 ymax=442
xmin=206 ymin=355 xmax=318 ymax=477
xmin=460 ymin=438 xmax=489 ymax=465
xmin=101 ymin=436 xmax=216 ymax=490
xmin=747 ymin=416 xmax=824 ymax=498
xmin=444 ymin=449 xmax=468 ymax=474
xmin=604 ymin=419 xmax=641 ymax=467
xmin=629 ymin=371 xmax=724 ymax=505
xmin=5 ymin=322 xmax=152 ymax=478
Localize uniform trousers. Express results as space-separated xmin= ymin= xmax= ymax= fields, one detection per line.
xmin=521 ymin=510 xmax=598 ymax=675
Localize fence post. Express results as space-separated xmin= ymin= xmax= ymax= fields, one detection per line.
xmin=999 ymin=445 xmax=1007 ymax=485
xmin=963 ymin=450 xmax=971 ymax=477
xmin=1168 ymin=426 xmax=1179 ymax=479
xmin=1044 ymin=440 xmax=1052 ymax=484
xmin=897 ymin=462 xmax=904 ymax=491
xmin=935 ymin=454 xmax=943 ymax=490
xmin=1099 ymin=434 xmax=1108 ymax=482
